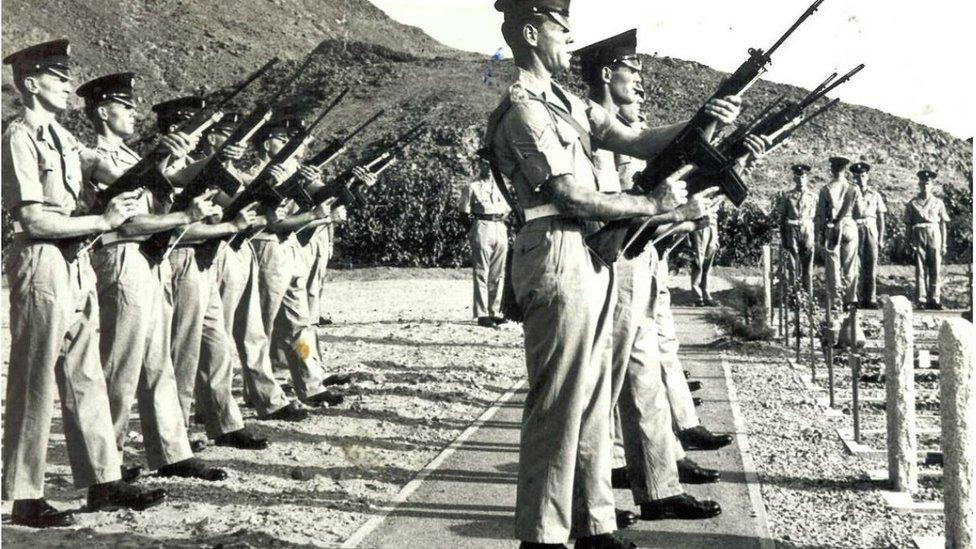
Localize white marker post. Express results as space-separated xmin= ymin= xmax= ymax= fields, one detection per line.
xmin=939 ymin=318 xmax=974 ymax=549
xmin=883 ymin=296 xmax=917 ymax=493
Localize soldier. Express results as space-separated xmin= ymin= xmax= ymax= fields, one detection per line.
xmin=304 ymin=206 xmax=343 ymax=327
xmin=687 ymin=211 xmax=720 ymax=306
xmin=816 ymin=156 xmax=862 ymax=309
xmin=851 ymin=162 xmax=886 ymax=308
xmin=78 ymin=74 xmax=228 ymax=482
xmin=576 ymin=30 xmax=725 ymax=526
xmin=487 ymin=2 xmax=746 ymax=546
xmin=458 ymin=158 xmax=511 ymax=328
xmin=904 ymin=170 xmax=950 ymax=309
xmin=1 ymin=40 xmax=164 ymax=527
xmin=774 ymin=164 xmax=816 ymax=294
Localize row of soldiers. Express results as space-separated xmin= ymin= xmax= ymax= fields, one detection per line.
xmin=484 ymin=1 xmax=773 ymax=547
xmin=775 ymin=157 xmax=950 ymax=310
xmin=1 ymin=39 xmax=372 ymax=527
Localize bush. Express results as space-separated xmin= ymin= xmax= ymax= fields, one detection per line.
xmin=705 ymin=278 xmax=775 ymax=341
xmin=713 ymin=202 xmax=776 ymax=266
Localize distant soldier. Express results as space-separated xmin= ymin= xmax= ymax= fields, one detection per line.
xmin=458 ymin=158 xmax=510 ymax=328
xmin=774 ymin=164 xmax=816 ymax=293
xmin=687 ymin=212 xmax=720 ymax=306
xmin=816 ymin=156 xmax=862 ymax=308
xmin=904 ymin=170 xmax=949 ymax=309
xmin=2 ymin=39 xmax=164 ymax=528
xmin=79 ymin=77 xmax=228 ymax=482
xmin=851 ymin=162 xmax=886 ymax=308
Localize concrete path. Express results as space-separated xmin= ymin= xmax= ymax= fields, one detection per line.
xmin=352 ymin=306 xmax=773 ymax=548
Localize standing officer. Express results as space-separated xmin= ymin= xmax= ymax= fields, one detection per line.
xmin=78 ymin=74 xmax=227 ymax=482
xmin=687 ymin=212 xmax=720 ymax=307
xmin=774 ymin=164 xmax=816 ymax=294
xmin=576 ymin=30 xmax=724 ymax=524
xmin=458 ymin=158 xmax=511 ymax=328
xmin=904 ymin=170 xmax=950 ymax=309
xmin=487 ymin=2 xmax=742 ymax=546
xmin=816 ymin=156 xmax=862 ymax=308
xmin=851 ymin=162 xmax=886 ymax=308
xmin=2 ymin=41 xmax=165 ymax=527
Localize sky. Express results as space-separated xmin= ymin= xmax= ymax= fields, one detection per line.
xmin=368 ymin=0 xmax=974 ymax=138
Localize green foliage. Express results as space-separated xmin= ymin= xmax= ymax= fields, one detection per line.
xmin=943 ymin=179 xmax=973 ymax=264
xmin=713 ymin=203 xmax=776 ymax=266
xmin=706 ymin=278 xmax=775 ymax=341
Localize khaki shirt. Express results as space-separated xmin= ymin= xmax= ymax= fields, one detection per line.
xmin=244 ymin=158 xmax=301 ymax=242
xmin=491 ymin=68 xmax=614 ymax=214
xmin=816 ymin=181 xmax=861 ymax=225
xmin=775 ymin=187 xmax=817 ymax=224
xmin=614 ymin=118 xmax=647 ymax=192
xmin=459 ymin=178 xmax=510 ymax=216
xmin=1 ymin=110 xmax=87 ymax=219
xmin=854 ymin=187 xmax=887 ymax=220
xmin=904 ymin=195 xmax=949 ymax=226
xmin=85 ymin=135 xmax=156 ymax=245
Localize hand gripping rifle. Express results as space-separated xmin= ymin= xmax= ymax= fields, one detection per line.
xmin=217 ymin=89 xmax=349 ymax=253
xmin=584 ymin=0 xmax=827 ymax=266
xmin=139 ymin=54 xmax=320 ymax=264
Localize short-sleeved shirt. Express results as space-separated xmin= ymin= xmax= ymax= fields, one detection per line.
xmin=492 ymin=68 xmax=614 ymax=212
xmin=1 ymin=110 xmax=87 ymax=218
xmin=459 ymin=178 xmax=511 ymax=216
xmin=855 ymin=187 xmax=887 ymax=220
xmin=904 ymin=195 xmax=949 ymax=226
xmin=85 ymin=135 xmax=158 ymax=245
xmin=244 ymin=157 xmax=301 ymax=242
xmin=775 ymin=188 xmax=817 ymax=224
xmin=816 ymin=181 xmax=861 ymax=225
xmin=614 ymin=118 xmax=647 ymax=192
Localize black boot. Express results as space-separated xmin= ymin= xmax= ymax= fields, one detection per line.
xmin=640 ymin=494 xmax=721 ymax=520
xmin=215 ymin=428 xmax=269 ymax=450
xmin=611 ymin=467 xmax=629 ymax=489
xmin=687 ymin=380 xmax=703 ymax=392
xmin=477 ymin=317 xmax=498 ymax=328
xmin=121 ymin=464 xmax=142 ymax=483
xmin=677 ymin=425 xmax=733 ymax=451
xmin=304 ymin=388 xmax=345 ymax=407
xmin=677 ymin=457 xmax=720 ymax=484
xmin=157 ymin=458 xmax=227 ymax=481
xmin=575 ymin=533 xmax=636 ymax=549
xmin=615 ymin=508 xmax=638 ymax=529
xmin=323 ymin=373 xmax=353 ymax=387
xmin=692 ymin=397 xmax=703 ymax=407
xmin=10 ymin=499 xmax=74 ymax=528
xmin=87 ymin=481 xmax=166 ymax=512
xmin=258 ymin=400 xmax=309 ymax=422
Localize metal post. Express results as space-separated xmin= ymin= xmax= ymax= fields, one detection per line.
xmin=808 ymin=293 xmax=816 ymax=381
xmin=784 ymin=284 xmax=791 ymax=347
xmin=826 ymin=290 xmax=835 ymax=407
xmin=763 ymin=245 xmax=773 ymax=328
xmin=794 ymin=295 xmax=801 ymax=362
xmin=852 ymin=354 xmax=861 ymax=444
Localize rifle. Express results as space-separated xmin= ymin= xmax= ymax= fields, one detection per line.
xmin=219 ymin=89 xmax=349 ymax=252
xmin=291 ymin=121 xmax=426 ymax=246
xmin=139 ymin=54 xmax=322 ymax=264
xmin=584 ymin=0 xmax=827 ymax=266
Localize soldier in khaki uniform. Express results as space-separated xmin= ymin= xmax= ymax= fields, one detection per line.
xmin=488 ymin=2 xmax=743 ymax=545
xmin=576 ymin=30 xmax=725 ymax=526
xmin=904 ymin=170 xmax=950 ymax=309
xmin=458 ymin=160 xmax=511 ymax=327
xmin=304 ymin=206 xmax=344 ymax=327
xmin=1 ymin=41 xmax=165 ymax=527
xmin=80 ymin=77 xmax=227 ymax=482
xmin=851 ymin=162 xmax=886 ymax=308
xmin=687 ymin=213 xmax=720 ymax=306
xmin=816 ymin=156 xmax=862 ymax=308
xmin=774 ymin=164 xmax=816 ymax=294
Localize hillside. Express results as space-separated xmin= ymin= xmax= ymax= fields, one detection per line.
xmin=2 ymin=0 xmax=971 ymax=265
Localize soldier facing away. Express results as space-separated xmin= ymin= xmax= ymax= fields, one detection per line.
xmin=816 ymin=156 xmax=862 ymax=309
xmin=904 ymin=169 xmax=950 ymax=309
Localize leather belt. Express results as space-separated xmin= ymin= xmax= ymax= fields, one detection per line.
xmin=912 ymin=222 xmax=937 ymax=228
xmin=784 ymin=219 xmax=812 ymax=226
xmin=473 ymin=213 xmax=505 ymax=221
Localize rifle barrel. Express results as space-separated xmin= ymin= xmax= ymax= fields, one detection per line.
xmin=815 ymin=64 xmax=865 ymax=99
xmin=269 ymin=51 xmax=318 ymax=104
xmin=766 ymin=0 xmax=828 ymax=57
xmin=800 ymin=72 xmax=837 ymax=108
xmin=213 ymin=57 xmax=279 ymax=111
xmin=306 ymin=88 xmax=350 ymax=135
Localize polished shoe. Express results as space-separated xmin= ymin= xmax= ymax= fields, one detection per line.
xmin=861 ymin=300 xmax=880 ymax=309
xmin=640 ymin=493 xmax=721 ymax=520
xmin=677 ymin=425 xmax=733 ymax=451
xmin=323 ymin=373 xmax=353 ymax=386
xmin=477 ymin=317 xmax=498 ymax=328
xmin=703 ymin=297 xmax=722 ymax=307
xmin=692 ymin=397 xmax=703 ymax=407
xmin=121 ymin=464 xmax=142 ymax=483
xmin=575 ymin=533 xmax=636 ymax=549
xmin=694 ymin=299 xmax=706 ymax=307
xmin=687 ymin=380 xmax=702 ymax=392
xmin=190 ymin=439 xmax=207 ymax=454
xmin=519 ymin=543 xmax=568 ymax=549
xmin=87 ymin=481 xmax=166 ymax=512
xmin=611 ymin=467 xmax=630 ymax=489
xmin=491 ymin=316 xmax=509 ymax=326
xmin=926 ymin=300 xmax=944 ymax=310
xmin=677 ymin=457 xmax=721 ymax=484
xmin=316 ymin=317 xmax=334 ymax=326
xmin=215 ymin=428 xmax=269 ymax=450
xmin=304 ymin=389 xmax=345 ymax=407
xmin=616 ymin=508 xmax=638 ymax=529
xmin=258 ymin=401 xmax=309 ymax=422
xmin=157 ymin=458 xmax=227 ymax=481
xmin=10 ymin=499 xmax=75 ymax=528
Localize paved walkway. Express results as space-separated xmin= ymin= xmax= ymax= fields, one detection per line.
xmin=353 ymin=307 xmax=773 ymax=548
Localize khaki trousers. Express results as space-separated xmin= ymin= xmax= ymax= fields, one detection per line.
xmin=92 ymin=243 xmax=192 ymax=469
xmin=656 ymin=284 xmax=699 ymax=434
xmin=609 ymin=251 xmax=683 ymax=504
xmin=511 ymin=219 xmax=616 ymax=543
xmin=305 ymin=225 xmax=333 ymax=324
xmin=688 ymin=225 xmax=718 ymax=301
xmin=169 ymin=246 xmax=244 ymax=438
xmin=782 ymin=222 xmax=815 ymax=294
xmin=252 ymin=239 xmax=326 ymax=400
xmin=825 ymin=220 xmax=860 ymax=305
xmin=857 ymin=222 xmax=880 ymax=303
xmin=469 ymin=219 xmax=508 ymax=318
xmin=911 ymin=224 xmax=943 ymax=303
xmin=3 ymin=242 xmax=122 ymax=498
xmin=215 ymin=244 xmax=290 ymax=416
